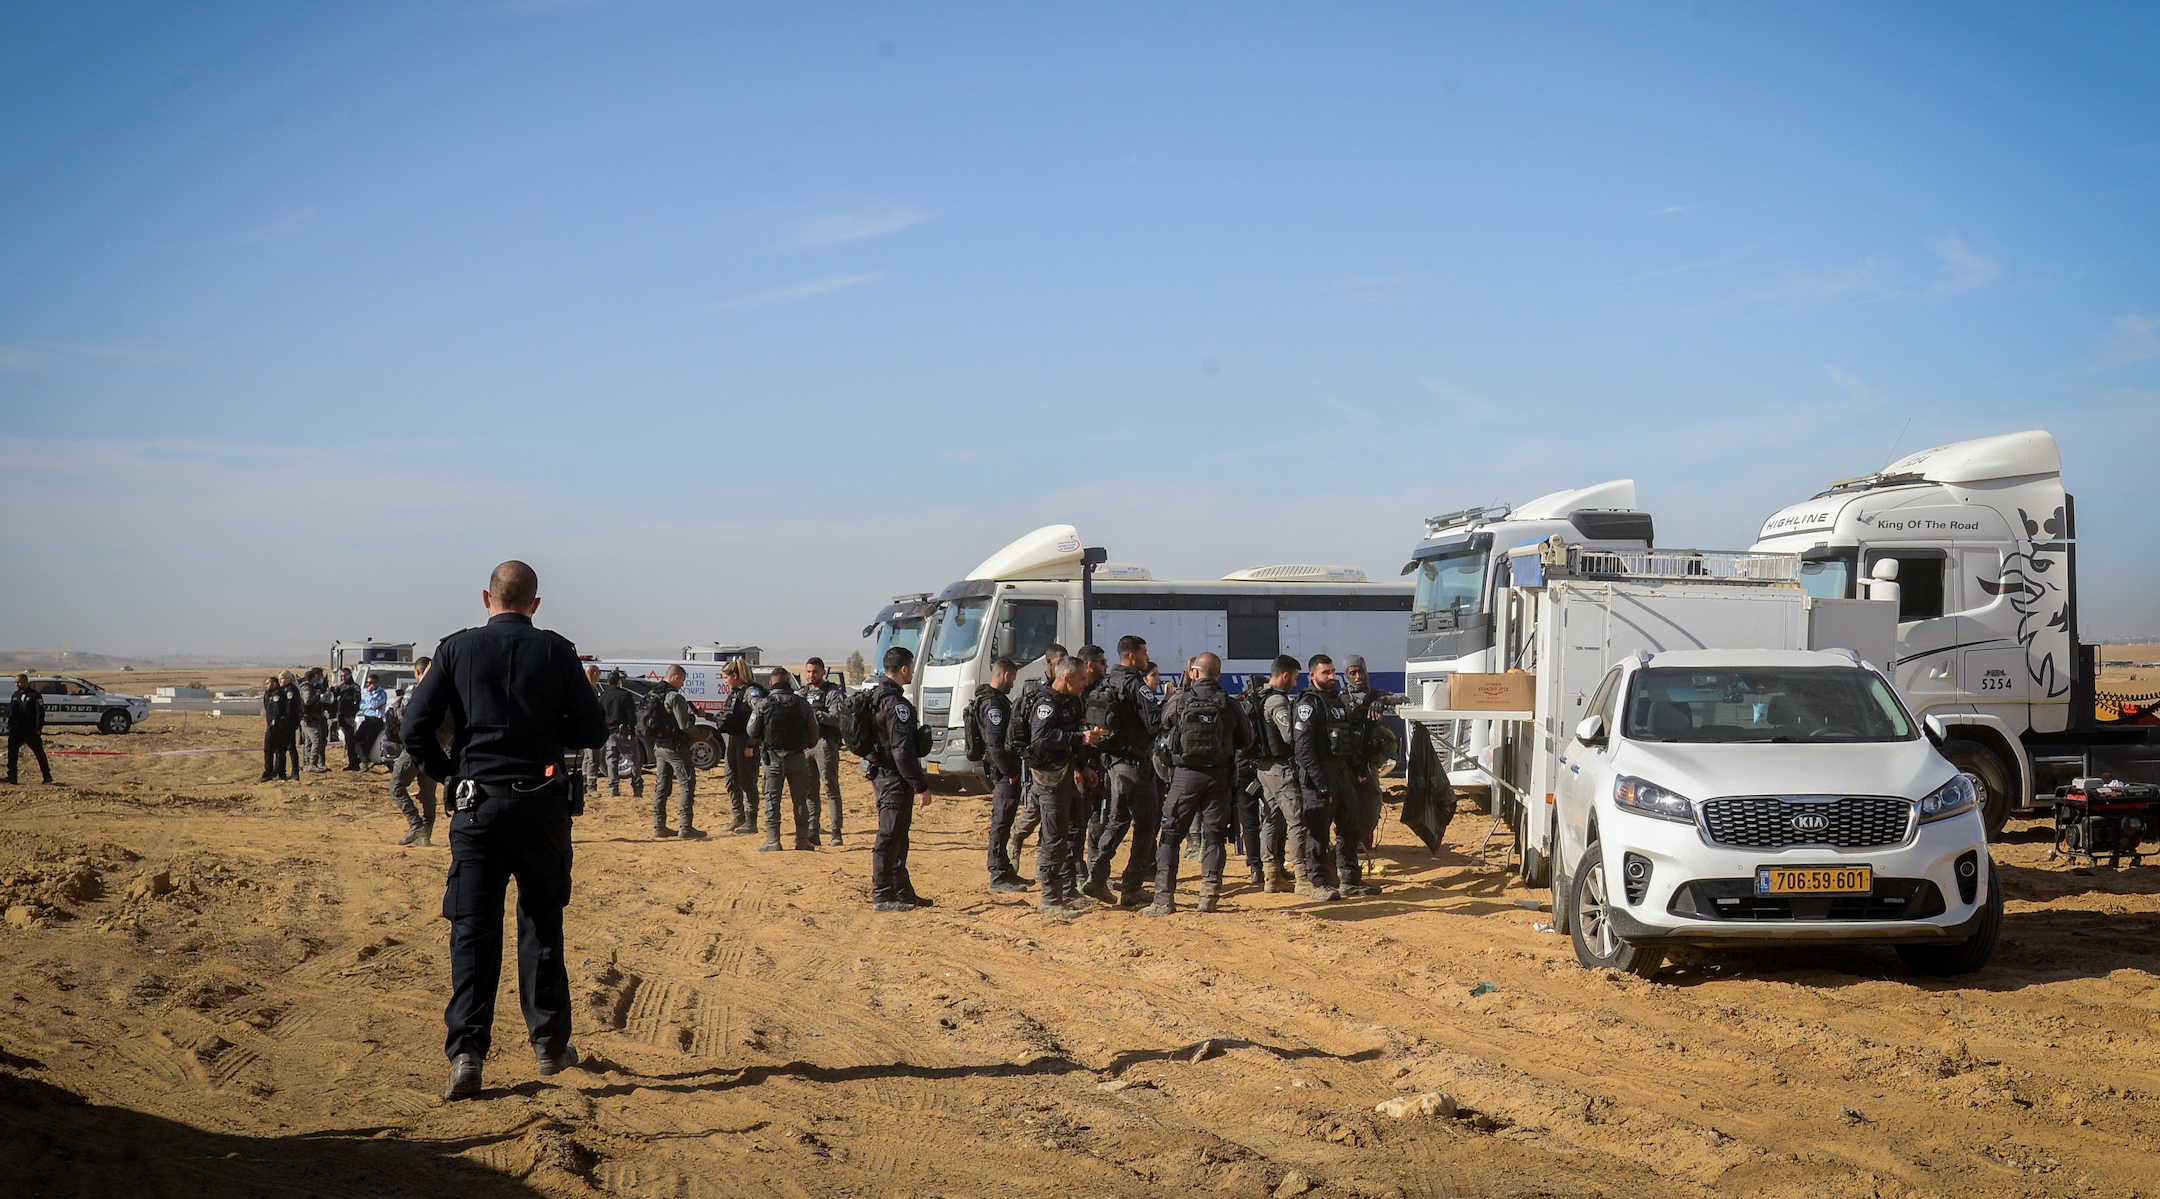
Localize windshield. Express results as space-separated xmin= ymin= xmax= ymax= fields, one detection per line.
xmin=1798 ymin=552 xmax=1854 ymax=601
xmin=1413 ymin=541 xmax=1489 ymax=616
xmin=925 ymin=597 xmax=991 ymax=667
xmin=1622 ymin=667 xmax=1915 ymax=743
xmin=872 ymin=617 xmax=924 ymax=672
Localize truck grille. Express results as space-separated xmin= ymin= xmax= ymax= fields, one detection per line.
xmin=1700 ymin=796 xmax=1913 ymax=850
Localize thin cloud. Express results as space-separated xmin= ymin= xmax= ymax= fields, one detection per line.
xmin=1417 ymin=378 xmax=1500 ymax=422
xmin=722 ymin=273 xmax=881 ymax=308
xmin=1823 ymin=365 xmax=1886 ymax=406
xmin=1650 ymin=205 xmax=1693 ymax=217
xmin=2104 ymin=313 xmax=2160 ymax=368
xmin=186 ymin=207 xmax=316 ymax=252
xmin=1919 ymin=232 xmax=2001 ymax=297
xmin=0 ymin=346 xmax=37 ymax=372
xmin=799 ymin=209 xmax=933 ymax=249
xmin=1326 ymin=272 xmax=1415 ymax=305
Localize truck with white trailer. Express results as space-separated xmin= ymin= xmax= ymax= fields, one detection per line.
xmin=910 ymin=525 xmax=1412 ymax=785
xmin=1751 ymin=430 xmax=2160 ymax=835
xmin=1399 ymin=480 xmax=1657 ymax=815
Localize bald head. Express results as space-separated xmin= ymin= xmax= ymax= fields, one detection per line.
xmin=485 ymin=560 xmax=541 ymax=616
xmin=1192 ymin=652 xmax=1222 ymax=679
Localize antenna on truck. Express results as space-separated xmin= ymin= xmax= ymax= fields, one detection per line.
xmin=1877 ymin=417 xmax=1914 ymax=474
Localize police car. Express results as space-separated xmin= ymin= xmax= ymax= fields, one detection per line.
xmin=3 ymin=676 xmax=152 ymax=735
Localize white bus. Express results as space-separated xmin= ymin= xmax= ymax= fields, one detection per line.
xmin=912 ymin=525 xmax=1412 ymax=784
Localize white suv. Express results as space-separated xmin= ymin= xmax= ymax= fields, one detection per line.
xmin=4 ymin=676 xmax=152 ymax=735
xmin=1555 ymin=649 xmax=1997 ymax=978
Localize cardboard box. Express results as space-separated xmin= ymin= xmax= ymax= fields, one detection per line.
xmin=1447 ymin=672 xmax=1535 ymax=713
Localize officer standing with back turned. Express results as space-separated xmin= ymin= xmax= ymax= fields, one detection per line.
xmin=402 ymin=560 xmax=608 ymax=1101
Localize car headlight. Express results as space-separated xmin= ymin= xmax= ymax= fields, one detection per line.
xmin=1613 ymin=775 xmax=1695 ymax=824
xmin=1918 ymin=773 xmax=1977 ymax=824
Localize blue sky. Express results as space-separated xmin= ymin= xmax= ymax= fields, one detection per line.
xmin=3 ymin=2 xmax=2157 ymax=657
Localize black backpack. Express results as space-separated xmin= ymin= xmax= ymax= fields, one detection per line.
xmin=1083 ymin=678 xmax=1130 ymax=753
xmin=1006 ymin=679 xmax=1046 ymax=756
xmin=836 ymin=685 xmax=884 ymax=758
xmin=762 ymin=690 xmax=816 ymax=754
xmin=962 ymin=694 xmax=987 ymax=763
xmin=638 ymin=688 xmax=677 ymax=740
xmin=1170 ymin=687 xmax=1233 ymax=768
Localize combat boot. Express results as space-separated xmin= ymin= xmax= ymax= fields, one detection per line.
xmin=444 ymin=1053 xmax=483 ymax=1100
xmin=396 ymin=822 xmax=425 ymax=847
xmin=758 ymin=838 xmax=782 ymax=852
xmin=1081 ymin=877 xmax=1116 ymax=906
xmin=679 ymin=801 xmax=707 ymax=839
xmin=1248 ymin=863 xmax=1266 ymax=889
xmin=653 ymin=821 xmax=677 ymax=839
xmin=1266 ymin=867 xmax=1292 ymax=893
xmin=1293 ymin=871 xmax=1313 ymax=897
xmin=1144 ymin=898 xmax=1175 ymax=917
xmin=418 ymin=821 xmax=434 ymax=847
xmin=1196 ymin=881 xmax=1222 ymax=913
xmin=534 ymin=1043 xmax=579 ymax=1077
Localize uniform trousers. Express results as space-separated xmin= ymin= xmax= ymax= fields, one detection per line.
xmin=652 ymin=741 xmax=696 ymax=828
xmin=7 ymin=732 xmax=51 ymax=783
xmin=1253 ymin=761 xmax=1300 ymax=873
xmin=1089 ymin=758 xmax=1162 ymax=893
xmin=262 ymin=724 xmax=292 ymax=779
xmin=336 ymin=717 xmax=360 ymax=769
xmin=760 ymin=748 xmax=817 ymax=846
xmin=724 ymin=735 xmax=759 ymax=832
xmin=1155 ymin=765 xmax=1235 ymax=902
xmin=1299 ymin=761 xmax=1365 ymax=891
xmin=390 ymin=752 xmax=438 ymax=830
xmin=810 ymin=735 xmax=843 ymax=838
xmin=442 ymin=786 xmax=573 ymax=1062
xmin=1352 ymin=770 xmax=1385 ymax=852
xmin=867 ymin=767 xmax=917 ymax=904
xmin=1028 ymin=769 xmax=1080 ymax=904
xmin=603 ymin=731 xmax=642 ymax=796
xmin=300 ymin=717 xmax=330 ymax=771
xmin=985 ymin=773 xmax=1022 ymax=879
xmin=1008 ymin=784 xmax=1041 ymax=862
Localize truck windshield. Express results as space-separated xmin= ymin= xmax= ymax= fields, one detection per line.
xmin=873 ymin=618 xmax=924 ymax=672
xmin=1797 ymin=551 xmax=1855 ymax=601
xmin=1623 ymin=667 xmax=1915 ymax=743
xmin=1413 ymin=543 xmax=1488 ymax=616
xmin=924 ymin=597 xmax=992 ymax=667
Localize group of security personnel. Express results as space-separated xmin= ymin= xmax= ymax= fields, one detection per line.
xmin=971 ymin=635 xmax=1396 ymax=918
xmin=399 ymin=558 xmax=1402 ymax=1102
xmin=583 ymin=657 xmax=851 ymax=851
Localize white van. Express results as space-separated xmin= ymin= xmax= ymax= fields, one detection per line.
xmin=1558 ymin=648 xmax=1998 ymax=978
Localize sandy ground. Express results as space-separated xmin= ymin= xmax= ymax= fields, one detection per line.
xmin=0 ymin=675 xmax=2156 ymax=1198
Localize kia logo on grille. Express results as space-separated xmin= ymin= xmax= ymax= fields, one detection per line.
xmin=1790 ymin=812 xmax=1830 ymax=833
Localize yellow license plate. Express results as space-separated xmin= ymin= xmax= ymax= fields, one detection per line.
xmin=1755 ymin=866 xmax=1872 ymax=895
xmin=924 ymin=762 xmax=939 ymax=774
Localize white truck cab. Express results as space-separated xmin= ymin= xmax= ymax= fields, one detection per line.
xmin=1558 ymin=648 xmax=1998 ymax=978
xmin=1401 ymin=480 xmax=1655 ymax=810
xmin=1752 ymin=430 xmax=2160 ymax=834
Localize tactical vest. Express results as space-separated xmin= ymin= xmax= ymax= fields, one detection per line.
xmin=1083 ymin=672 xmax=1145 ymax=756
xmin=1025 ymin=689 xmax=1084 ymax=771
xmin=1297 ymin=685 xmax=1357 ymax=762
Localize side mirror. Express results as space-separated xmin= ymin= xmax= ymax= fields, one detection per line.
xmin=1575 ymin=713 xmax=1606 ymax=745
xmin=1923 ymin=714 xmax=1946 ymax=747
xmin=1870 ymin=558 xmax=1901 ymax=582
xmin=994 ymin=623 xmax=1016 ymax=658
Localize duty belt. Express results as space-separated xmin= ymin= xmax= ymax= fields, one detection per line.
xmin=450 ymin=776 xmax=564 ymax=812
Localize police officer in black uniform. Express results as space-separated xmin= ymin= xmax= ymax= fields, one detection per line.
xmin=1149 ymin=652 xmax=1253 ymax=915
xmin=867 ymin=645 xmax=935 ymax=912
xmin=401 ymin=560 xmax=608 ymax=1100
xmin=331 ymin=668 xmax=363 ymax=771
xmin=1082 ymin=636 xmax=1163 ymax=908
xmin=975 ymin=656 xmax=1029 ymax=893
xmin=1002 ymin=643 xmax=1068 ymax=869
xmin=6 ymin=674 xmax=53 ymax=786
xmin=1290 ymin=653 xmax=1377 ymax=902
xmin=1025 ymin=655 xmax=1103 ymax=915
